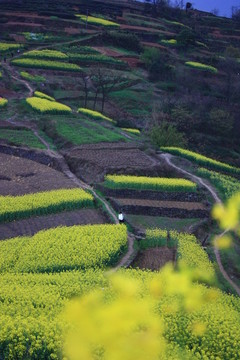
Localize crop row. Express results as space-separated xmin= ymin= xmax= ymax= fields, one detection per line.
xmin=68 ymin=53 xmax=125 ymax=65
xmin=197 ymin=167 xmax=240 ymax=201
xmin=0 ymin=97 xmax=8 ymax=107
xmin=12 ymin=58 xmax=81 ymax=71
xmin=172 ymin=230 xmax=215 ymax=280
xmin=26 ymin=97 xmax=71 ymax=114
xmin=185 ymin=61 xmax=218 ymax=73
xmin=34 ymin=91 xmax=55 ymax=101
xmin=22 ymin=49 xmax=68 ymax=60
xmin=76 ymin=14 xmax=119 ymax=27
xmin=78 ymin=108 xmax=116 ymax=123
xmin=104 ymin=175 xmax=197 ymax=192
xmin=0 ymin=224 xmax=127 ymax=273
xmin=20 ymin=71 xmax=46 ymax=83
xmin=139 ymin=228 xmax=168 ymax=249
xmin=161 ymin=147 xmax=240 ymax=174
xmin=0 ymin=188 xmax=94 ymax=223
xmin=121 ymin=127 xmax=140 ymax=135
xmin=0 ymin=42 xmax=21 ymax=53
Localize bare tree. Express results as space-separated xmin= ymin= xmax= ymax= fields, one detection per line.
xmin=91 ymin=68 xmax=125 ymax=112
xmin=80 ymin=73 xmax=91 ymax=108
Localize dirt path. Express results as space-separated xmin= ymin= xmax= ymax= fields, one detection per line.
xmin=2 ymin=62 xmax=34 ymax=97
xmin=160 ymin=152 xmax=240 ymax=296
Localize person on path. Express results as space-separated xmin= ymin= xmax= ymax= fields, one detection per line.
xmin=118 ymin=211 xmax=124 ymax=224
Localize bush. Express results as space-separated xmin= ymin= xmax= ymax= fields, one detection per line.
xmin=102 ymin=31 xmax=142 ymax=53
xmin=0 ymin=97 xmax=8 ymax=107
xmin=141 ymin=48 xmax=172 ymax=80
xmin=149 ymin=122 xmax=187 ymax=148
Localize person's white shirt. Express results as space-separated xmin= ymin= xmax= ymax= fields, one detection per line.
xmin=118 ymin=213 xmax=124 ymax=221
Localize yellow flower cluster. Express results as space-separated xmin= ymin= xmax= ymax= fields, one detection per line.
xmin=161 ymin=39 xmax=177 ymax=45
xmin=0 ymin=224 xmax=127 ymax=272
xmin=22 ymin=49 xmax=68 ymax=59
xmin=0 ymin=188 xmax=94 ymax=222
xmin=64 ymin=266 xmax=240 ymax=360
xmin=185 ymin=61 xmax=218 ymax=73
xmin=139 ymin=228 xmax=168 ymax=249
xmin=20 ymin=71 xmax=46 ymax=83
xmin=26 ymin=96 xmax=71 ymax=114
xmin=68 ymin=53 xmax=125 ymax=65
xmin=76 ymin=14 xmax=119 ymax=27
xmin=171 ymin=231 xmax=216 ymax=282
xmin=161 ymin=147 xmax=240 ymax=174
xmin=121 ymin=128 xmax=141 ymax=135
xmin=0 ymin=97 xmax=8 ymax=107
xmin=104 ymin=174 xmax=197 ymax=192
xmin=197 ymin=167 xmax=240 ymax=201
xmin=78 ymin=108 xmax=116 ymax=123
xmin=0 ymin=42 xmax=21 ymax=53
xmin=0 ymin=269 xmax=107 ymax=359
xmin=34 ymin=91 xmax=55 ymax=101
xmin=0 ymin=71 xmax=2 ymax=79
xmin=12 ymin=58 xmax=81 ymax=71
xmin=213 ymin=193 xmax=240 ymax=231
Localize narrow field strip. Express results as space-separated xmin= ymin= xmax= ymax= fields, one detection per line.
xmin=0 ymin=209 xmax=109 ymax=240
xmin=161 ymin=147 xmax=240 ymax=174
xmin=0 ymin=188 xmax=94 ymax=223
xmin=104 ymin=174 xmax=197 ymax=192
xmin=0 ymin=224 xmax=128 ymax=273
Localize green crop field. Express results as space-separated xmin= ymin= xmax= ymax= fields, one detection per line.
xmin=54 ymin=117 xmax=126 ymax=145
xmin=0 ymin=128 xmax=46 ymax=149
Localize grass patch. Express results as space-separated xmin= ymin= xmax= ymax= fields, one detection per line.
xmin=0 ymin=128 xmax=46 ymax=149
xmin=54 ymin=117 xmax=126 ymax=145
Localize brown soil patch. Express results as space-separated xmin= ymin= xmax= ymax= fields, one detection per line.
xmin=5 ymin=22 xmax=43 ymax=27
xmin=66 ymin=143 xmax=159 ymax=183
xmin=0 ymin=153 xmax=76 ymax=196
xmin=141 ymin=42 xmax=167 ymax=51
xmin=120 ymin=57 xmax=142 ymax=68
xmin=120 ymin=24 xmax=175 ymax=36
xmin=116 ymin=198 xmax=207 ymax=210
xmin=132 ymin=247 xmax=175 ymax=270
xmin=65 ymin=27 xmax=81 ymax=35
xmin=0 ymin=209 xmax=109 ymax=240
xmin=93 ymin=46 xmax=123 ymax=58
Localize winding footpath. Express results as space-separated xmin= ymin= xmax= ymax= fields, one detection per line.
xmin=160 ymin=153 xmax=240 ymax=296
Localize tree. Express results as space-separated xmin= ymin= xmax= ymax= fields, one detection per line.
xmin=91 ymin=68 xmax=125 ymax=112
xmin=149 ymin=122 xmax=187 ymax=147
xmin=208 ymin=109 xmax=233 ymax=137
xmin=140 ymin=48 xmax=172 ymax=81
xmin=80 ymin=73 xmax=91 ymax=108
xmin=186 ymin=2 xmax=192 ymax=13
xmin=176 ymin=29 xmax=196 ymax=47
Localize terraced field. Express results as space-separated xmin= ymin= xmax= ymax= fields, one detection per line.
xmin=0 ymin=2 xmax=239 ymax=359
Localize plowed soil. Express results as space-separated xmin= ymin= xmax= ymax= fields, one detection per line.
xmin=0 ymin=153 xmax=76 ymax=195
xmin=132 ymin=247 xmax=176 ymax=270
xmin=116 ymin=198 xmax=207 ymax=210
xmin=0 ymin=209 xmax=109 ymax=240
